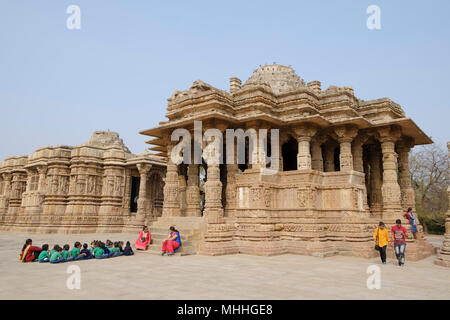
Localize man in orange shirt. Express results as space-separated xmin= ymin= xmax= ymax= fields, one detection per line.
xmin=373 ymin=222 xmax=390 ymax=264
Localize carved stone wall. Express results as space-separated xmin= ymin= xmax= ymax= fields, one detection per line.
xmin=0 ymin=131 xmax=166 ymax=233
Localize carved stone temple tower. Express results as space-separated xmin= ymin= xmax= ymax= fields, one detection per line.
xmin=434 ymin=142 xmax=450 ymax=267
xmin=140 ymin=63 xmax=435 ymax=260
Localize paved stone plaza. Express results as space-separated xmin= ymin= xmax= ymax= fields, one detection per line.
xmin=0 ymin=232 xmax=449 ymax=300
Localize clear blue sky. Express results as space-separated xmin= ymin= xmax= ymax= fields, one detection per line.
xmin=1 ymin=0 xmax=449 ymax=160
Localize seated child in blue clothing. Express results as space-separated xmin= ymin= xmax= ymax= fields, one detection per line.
xmin=38 ymin=244 xmax=50 ymax=263
xmin=123 ymin=241 xmax=134 ymax=256
xmin=118 ymin=241 xmax=124 ymax=253
xmin=80 ymin=243 xmax=91 ymax=259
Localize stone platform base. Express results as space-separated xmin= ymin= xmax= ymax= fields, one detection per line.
xmin=434 ymin=234 xmax=450 ymax=267
xmin=198 ymin=237 xmax=435 ymax=261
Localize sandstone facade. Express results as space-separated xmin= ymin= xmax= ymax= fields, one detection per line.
xmin=0 ymin=131 xmax=165 ymax=233
xmin=141 ymin=64 xmax=435 ymax=260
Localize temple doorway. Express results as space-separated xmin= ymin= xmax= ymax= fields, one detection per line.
xmin=282 ymin=137 xmax=298 ymax=171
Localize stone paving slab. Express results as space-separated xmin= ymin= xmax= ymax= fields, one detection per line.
xmin=0 ymin=231 xmax=449 ymax=300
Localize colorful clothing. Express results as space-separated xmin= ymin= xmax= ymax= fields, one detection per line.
xmin=162 ymin=240 xmax=180 ymax=254
xmin=38 ymin=250 xmax=50 ymax=262
xmin=93 ymin=247 xmax=104 ymax=258
xmin=373 ymin=227 xmax=390 ymax=247
xmin=62 ymin=250 xmax=71 ymax=260
xmin=20 ymin=245 xmax=42 ymax=263
xmin=135 ymin=231 xmax=151 ymax=250
xmin=171 ymin=232 xmax=181 ymax=247
xmin=404 ymin=212 xmax=418 ymax=233
xmin=50 ymin=251 xmax=62 ymax=262
xmin=391 ymin=226 xmax=407 ymax=243
xmin=162 ymin=232 xmax=182 ymax=254
xmin=71 ymin=247 xmax=81 ymax=258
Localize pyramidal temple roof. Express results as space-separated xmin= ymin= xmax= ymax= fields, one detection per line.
xmin=81 ymin=130 xmax=131 ymax=153
xmin=243 ymin=64 xmax=306 ymax=94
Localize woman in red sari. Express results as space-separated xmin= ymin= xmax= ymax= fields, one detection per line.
xmin=19 ymin=239 xmax=42 ymax=263
xmin=135 ymin=226 xmax=151 ymax=250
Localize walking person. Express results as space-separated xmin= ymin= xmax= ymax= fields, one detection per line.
xmin=373 ymin=222 xmax=390 ymax=264
xmin=403 ymin=207 xmax=419 ymax=239
xmin=391 ymin=219 xmax=408 ymax=266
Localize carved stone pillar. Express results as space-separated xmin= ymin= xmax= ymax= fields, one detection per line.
xmin=24 ymin=169 xmax=34 ymax=194
xmin=434 ymin=142 xmax=450 ymax=267
xmin=311 ymin=136 xmax=325 ymax=171
xmin=335 ymin=126 xmax=358 ymax=172
xmin=178 ymin=165 xmax=187 ymax=215
xmin=136 ymin=163 xmax=151 ymax=222
xmin=379 ymin=126 xmax=402 ymax=216
xmin=162 ymin=144 xmax=181 ymax=217
xmin=294 ymin=125 xmax=317 ymax=170
xmin=352 ymin=135 xmax=368 ymax=173
xmin=0 ymin=173 xmax=12 ymax=210
xmin=204 ymin=163 xmax=223 ymax=221
xmin=369 ymin=144 xmax=383 ymax=215
xmin=185 ymin=163 xmax=201 ymax=216
xmin=37 ymin=165 xmax=48 ymax=193
xmin=397 ymin=138 xmax=415 ymax=210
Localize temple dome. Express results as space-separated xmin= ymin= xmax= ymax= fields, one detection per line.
xmin=243 ymin=64 xmax=305 ymax=95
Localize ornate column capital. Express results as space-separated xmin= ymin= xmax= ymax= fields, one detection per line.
xmin=377 ymin=125 xmax=402 ymax=143
xmin=136 ymin=163 xmax=152 ymax=175
xmin=293 ymin=124 xmax=318 ymax=141
xmin=334 ymin=125 xmax=358 ymax=143
xmin=1 ymin=172 xmax=12 ymax=181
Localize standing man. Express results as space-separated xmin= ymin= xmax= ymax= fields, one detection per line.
xmin=391 ymin=219 xmax=408 ymax=266
xmin=403 ymin=207 xmax=418 ymax=239
xmin=373 ymin=222 xmax=390 ymax=264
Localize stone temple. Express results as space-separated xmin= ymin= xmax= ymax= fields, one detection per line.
xmin=0 ymin=131 xmax=165 ymax=233
xmin=140 ymin=64 xmax=435 ymax=259
xmin=0 ymin=64 xmax=439 ymax=260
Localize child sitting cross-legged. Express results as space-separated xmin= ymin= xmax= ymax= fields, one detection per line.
xmin=123 ymin=241 xmax=134 ymax=256
xmin=105 ymin=240 xmax=115 ymax=257
xmin=50 ymin=245 xmax=65 ymax=264
xmin=80 ymin=243 xmax=92 ymax=259
xmin=94 ymin=241 xmax=110 ymax=259
xmin=62 ymin=244 xmax=73 ymax=261
xmin=38 ymin=244 xmax=50 ymax=263
xmin=113 ymin=242 xmax=123 ymax=256
xmin=70 ymin=241 xmax=85 ymax=261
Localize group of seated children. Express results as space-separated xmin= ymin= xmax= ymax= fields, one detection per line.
xmin=38 ymin=240 xmax=134 ymax=264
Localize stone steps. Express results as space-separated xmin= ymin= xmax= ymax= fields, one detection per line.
xmin=142 ymin=217 xmax=205 ymax=256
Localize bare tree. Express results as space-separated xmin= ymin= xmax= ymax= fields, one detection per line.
xmin=409 ymin=144 xmax=449 ymax=234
